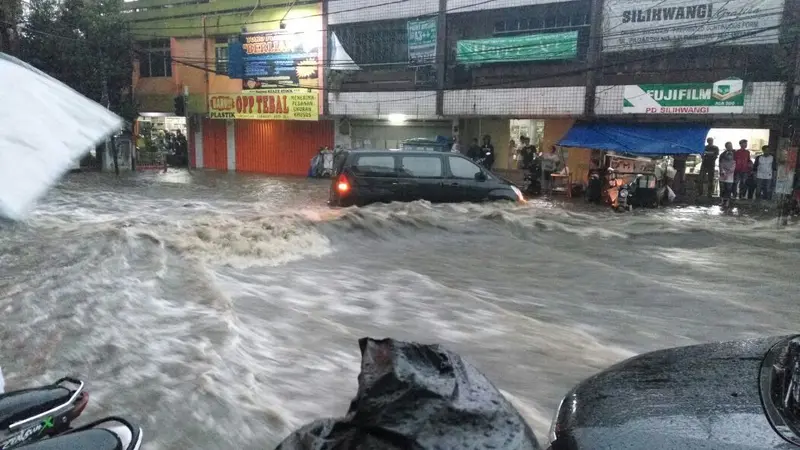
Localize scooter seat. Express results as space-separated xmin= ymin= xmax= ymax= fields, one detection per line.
xmin=0 ymin=387 xmax=72 ymax=430
xmin=15 ymin=429 xmax=122 ymax=450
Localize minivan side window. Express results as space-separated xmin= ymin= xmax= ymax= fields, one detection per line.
xmin=448 ymin=156 xmax=482 ymax=179
xmin=353 ymin=155 xmax=396 ymax=177
xmin=400 ymin=156 xmax=443 ymax=178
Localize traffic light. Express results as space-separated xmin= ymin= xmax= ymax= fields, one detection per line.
xmin=174 ymin=95 xmax=185 ymax=116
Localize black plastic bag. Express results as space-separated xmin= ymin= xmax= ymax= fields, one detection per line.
xmin=276 ymin=338 xmax=541 ymax=450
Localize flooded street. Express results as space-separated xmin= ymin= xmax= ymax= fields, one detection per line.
xmin=1 ymin=170 xmax=798 ymax=449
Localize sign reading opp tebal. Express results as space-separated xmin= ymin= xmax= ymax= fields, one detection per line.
xmin=623 ymin=78 xmax=745 ymax=114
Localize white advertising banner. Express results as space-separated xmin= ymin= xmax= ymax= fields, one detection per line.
xmin=602 ymin=0 xmax=785 ymax=53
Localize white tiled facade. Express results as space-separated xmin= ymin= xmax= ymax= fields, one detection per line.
xmin=328 ymin=91 xmax=439 ymax=118
xmin=328 ymin=0 xmax=438 ymax=25
xmin=328 ymin=0 xmax=572 ymax=24
xmin=594 ymin=82 xmax=786 ymax=116
xmin=443 ymin=87 xmax=585 ymax=116
xmin=447 ymin=0 xmax=572 ymax=13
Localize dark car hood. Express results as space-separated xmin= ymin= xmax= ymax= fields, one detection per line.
xmin=553 ymin=335 xmax=797 ymax=450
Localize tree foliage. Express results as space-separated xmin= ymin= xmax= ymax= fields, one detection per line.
xmin=19 ymin=0 xmax=137 ymax=122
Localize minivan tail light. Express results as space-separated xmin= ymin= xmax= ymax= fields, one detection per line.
xmin=336 ymin=174 xmax=350 ymax=195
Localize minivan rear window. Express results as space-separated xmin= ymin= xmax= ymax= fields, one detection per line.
xmin=400 ymin=155 xmax=442 ymax=178
xmin=352 ymin=155 xmax=396 ymax=177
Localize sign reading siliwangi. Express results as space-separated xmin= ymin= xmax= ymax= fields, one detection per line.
xmin=407 ymin=18 xmax=437 ymax=65
xmin=602 ymin=0 xmax=784 ymax=52
xmin=208 ymin=89 xmax=319 ymax=121
xmin=623 ymin=78 xmax=745 ymax=114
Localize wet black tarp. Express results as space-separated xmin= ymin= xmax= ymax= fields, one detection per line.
xmin=275 ymin=338 xmax=541 ymax=450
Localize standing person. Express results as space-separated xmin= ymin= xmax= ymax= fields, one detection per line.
xmin=718 ymin=142 xmax=736 ymax=208
xmin=508 ymin=139 xmax=517 ymax=168
xmin=481 ymin=134 xmax=495 ymax=170
xmin=699 ymin=137 xmax=719 ymax=197
xmin=467 ymin=138 xmax=481 ymax=161
xmin=733 ymin=139 xmax=752 ymax=199
xmin=450 ymin=137 xmax=462 ymax=154
xmin=753 ymin=145 xmax=777 ymax=201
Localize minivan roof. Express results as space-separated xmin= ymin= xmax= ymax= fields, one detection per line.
xmin=346 ymin=150 xmax=463 ymax=157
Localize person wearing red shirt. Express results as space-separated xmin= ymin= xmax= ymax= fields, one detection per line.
xmin=733 ymin=139 xmax=752 ymax=199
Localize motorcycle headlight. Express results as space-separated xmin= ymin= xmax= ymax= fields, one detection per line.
xmin=619 ymin=190 xmax=628 ymax=198
xmin=510 ymin=185 xmax=525 ymax=203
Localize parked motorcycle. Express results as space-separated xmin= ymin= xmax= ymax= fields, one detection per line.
xmin=522 ymin=159 xmax=543 ymax=197
xmin=16 ymin=417 xmax=142 ymax=450
xmin=616 ymin=182 xmax=632 ymax=212
xmin=0 ymin=378 xmax=88 ymax=450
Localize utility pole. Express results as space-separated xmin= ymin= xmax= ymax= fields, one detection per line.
xmin=183 ymin=85 xmax=190 ymax=171
xmin=434 ymin=0 xmax=447 ymax=116
xmin=101 ymin=78 xmax=120 ymax=176
xmin=583 ymin=0 xmax=604 ymax=117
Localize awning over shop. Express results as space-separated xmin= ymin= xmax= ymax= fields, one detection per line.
xmin=558 ymin=123 xmax=710 ymax=155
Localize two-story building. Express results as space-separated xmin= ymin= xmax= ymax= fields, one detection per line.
xmin=125 ymin=0 xmax=332 ymax=175
xmin=326 ymin=0 xmax=797 ymax=180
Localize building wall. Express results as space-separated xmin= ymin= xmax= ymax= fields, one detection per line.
xmin=349 ymin=120 xmax=452 ymax=149
xmin=328 ymin=91 xmax=439 ymax=118
xmin=444 ymin=87 xmax=585 ymax=117
xmin=328 ymin=0 xmax=437 ymax=25
xmin=447 ymin=0 xmax=574 ymax=11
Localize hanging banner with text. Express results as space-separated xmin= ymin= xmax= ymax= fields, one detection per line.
xmin=456 ymin=31 xmax=578 ymax=64
xmin=407 ymin=18 xmax=438 ymax=65
xmin=207 ymin=90 xmax=319 ymax=121
xmin=602 ymin=0 xmax=784 ymax=52
xmin=623 ymin=78 xmax=746 ymax=114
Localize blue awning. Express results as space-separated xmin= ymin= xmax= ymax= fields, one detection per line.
xmin=558 ymin=123 xmax=710 ymax=155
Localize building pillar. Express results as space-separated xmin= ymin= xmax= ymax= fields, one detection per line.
xmin=226 ymin=119 xmax=236 ymax=171
xmin=194 ymin=117 xmax=204 ymax=168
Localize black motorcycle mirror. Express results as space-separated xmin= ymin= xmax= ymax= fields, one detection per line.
xmin=475 ymin=172 xmax=487 ymax=182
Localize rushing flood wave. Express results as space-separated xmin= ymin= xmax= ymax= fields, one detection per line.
xmin=1 ymin=171 xmax=798 ymax=449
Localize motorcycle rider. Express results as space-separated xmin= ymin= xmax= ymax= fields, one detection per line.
xmin=466 ymin=138 xmax=481 ymax=161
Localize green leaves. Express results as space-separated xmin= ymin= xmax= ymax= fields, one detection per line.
xmin=19 ymin=0 xmax=136 ymax=121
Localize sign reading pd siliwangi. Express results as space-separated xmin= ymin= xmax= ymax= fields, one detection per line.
xmin=622 ymin=78 xmax=745 ymax=114
xmin=208 ymin=90 xmax=319 ymax=121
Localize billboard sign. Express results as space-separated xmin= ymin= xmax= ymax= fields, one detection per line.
xmin=208 ymin=89 xmax=319 ymax=121
xmin=228 ymin=30 xmax=320 ymax=89
xmin=602 ymin=0 xmax=784 ymax=52
xmin=623 ymin=78 xmax=746 ymax=114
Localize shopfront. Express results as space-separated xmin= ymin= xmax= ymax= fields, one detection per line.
xmin=199 ymin=90 xmax=333 ymax=174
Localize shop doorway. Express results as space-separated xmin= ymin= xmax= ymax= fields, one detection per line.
xmin=509 ymin=119 xmax=544 ymax=169
xmin=136 ymin=114 xmax=188 ymax=169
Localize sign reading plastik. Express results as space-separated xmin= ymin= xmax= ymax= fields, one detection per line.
xmin=603 ymin=0 xmax=784 ymax=52
xmin=208 ymin=90 xmax=318 ymax=121
xmin=623 ymin=78 xmax=745 ymax=114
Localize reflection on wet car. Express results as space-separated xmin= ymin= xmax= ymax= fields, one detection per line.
xmin=328 ymin=150 xmax=525 ymax=207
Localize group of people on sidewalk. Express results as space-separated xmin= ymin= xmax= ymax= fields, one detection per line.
xmin=698 ymin=137 xmax=777 ymax=204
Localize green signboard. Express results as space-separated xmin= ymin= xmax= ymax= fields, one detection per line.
xmin=623 ymin=78 xmax=745 ymax=114
xmin=407 ymin=18 xmax=437 ymax=65
xmin=456 ymin=31 xmax=578 ymax=64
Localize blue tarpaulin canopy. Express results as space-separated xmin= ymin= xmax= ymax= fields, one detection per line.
xmin=558 ymin=123 xmax=710 ymax=155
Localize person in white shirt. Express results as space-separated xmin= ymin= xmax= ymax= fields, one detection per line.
xmin=753 ymin=145 xmax=777 ymax=201
xmin=718 ymin=142 xmax=736 ymax=207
